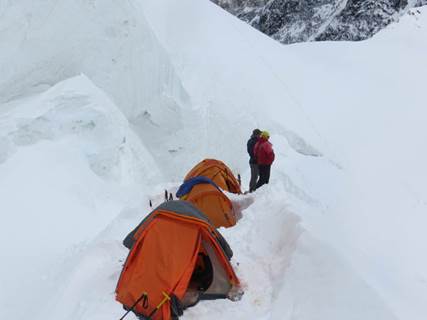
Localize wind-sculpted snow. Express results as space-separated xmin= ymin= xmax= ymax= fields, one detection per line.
xmin=0 ymin=0 xmax=191 ymax=120
xmin=140 ymin=0 xmax=329 ymax=172
xmin=0 ymin=75 xmax=161 ymax=183
xmin=0 ymin=0 xmax=324 ymax=181
xmin=0 ymin=76 xmax=163 ymax=320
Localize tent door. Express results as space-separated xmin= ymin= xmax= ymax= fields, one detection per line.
xmin=181 ymin=237 xmax=232 ymax=307
xmin=181 ymin=249 xmax=213 ymax=308
xmin=200 ymin=239 xmax=232 ymax=299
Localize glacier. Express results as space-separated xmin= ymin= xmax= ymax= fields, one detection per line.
xmin=0 ymin=1 xmax=426 ymax=320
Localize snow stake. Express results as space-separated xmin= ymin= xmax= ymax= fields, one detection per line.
xmin=146 ymin=291 xmax=171 ymax=319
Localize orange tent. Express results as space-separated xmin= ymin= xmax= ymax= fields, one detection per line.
xmin=184 ymin=159 xmax=242 ymax=194
xmin=179 ymin=182 xmax=237 ymax=228
xmin=116 ymin=201 xmax=241 ymax=320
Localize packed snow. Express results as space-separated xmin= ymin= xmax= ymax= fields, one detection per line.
xmin=0 ymin=1 xmax=426 ymax=320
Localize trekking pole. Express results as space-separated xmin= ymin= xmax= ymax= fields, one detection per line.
xmin=146 ymin=291 xmax=171 ymax=320
xmin=119 ymin=292 xmax=148 ymax=320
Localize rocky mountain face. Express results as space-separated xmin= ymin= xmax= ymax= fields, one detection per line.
xmin=212 ymin=0 xmax=427 ymax=43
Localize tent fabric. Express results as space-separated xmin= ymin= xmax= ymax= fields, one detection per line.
xmin=117 ymin=217 xmax=201 ymax=320
xmin=176 ymin=176 xmax=221 ymax=198
xmin=123 ymin=200 xmax=212 ymax=249
xmin=123 ymin=201 xmax=233 ymax=259
xmin=180 ymin=183 xmax=237 ymax=229
xmin=184 ymin=159 xmax=242 ymax=194
xmin=116 ymin=200 xmax=240 ymax=320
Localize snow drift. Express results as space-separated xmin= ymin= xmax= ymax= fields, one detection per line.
xmin=0 ymin=75 xmax=161 ymax=319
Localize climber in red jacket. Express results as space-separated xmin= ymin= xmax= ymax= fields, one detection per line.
xmin=254 ymin=131 xmax=275 ymax=190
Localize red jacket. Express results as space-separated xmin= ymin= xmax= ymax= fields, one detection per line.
xmin=254 ymin=138 xmax=275 ymax=165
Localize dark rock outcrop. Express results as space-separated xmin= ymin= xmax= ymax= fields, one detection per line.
xmin=211 ymin=0 xmax=426 ymax=44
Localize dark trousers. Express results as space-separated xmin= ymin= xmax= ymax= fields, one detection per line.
xmin=249 ymin=163 xmax=259 ymax=192
xmin=255 ymin=165 xmax=271 ymax=190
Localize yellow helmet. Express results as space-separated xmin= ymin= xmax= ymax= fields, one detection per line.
xmin=260 ymin=131 xmax=270 ymax=139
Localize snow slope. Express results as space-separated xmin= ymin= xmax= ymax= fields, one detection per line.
xmin=139 ymin=2 xmax=427 ymax=318
xmin=0 ymin=1 xmax=426 ymax=320
xmin=0 ymin=75 xmax=162 ymax=319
